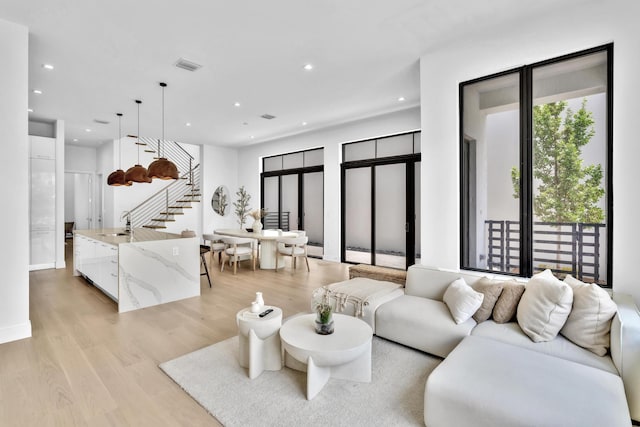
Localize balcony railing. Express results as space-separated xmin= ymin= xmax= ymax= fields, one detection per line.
xmin=485 ymin=220 xmax=606 ymax=284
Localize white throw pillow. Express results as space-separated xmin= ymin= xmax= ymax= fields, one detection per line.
xmin=517 ymin=269 xmax=573 ymax=343
xmin=443 ymin=278 xmax=484 ymax=324
xmin=560 ymin=275 xmax=617 ymax=356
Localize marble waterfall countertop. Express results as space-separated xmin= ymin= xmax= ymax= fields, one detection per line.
xmin=74 ymin=228 xmax=185 ymax=245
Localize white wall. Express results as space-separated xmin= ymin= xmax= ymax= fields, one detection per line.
xmin=65 ymin=145 xmax=97 ymax=172
xmin=420 ymin=0 xmax=640 ymax=305
xmin=237 ymin=107 xmax=421 ymax=262
xmin=201 ymin=145 xmax=239 ymax=234
xmin=0 ymin=18 xmax=31 ymax=343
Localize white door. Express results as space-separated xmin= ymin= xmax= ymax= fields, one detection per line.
xmin=65 ymin=172 xmax=93 ymax=230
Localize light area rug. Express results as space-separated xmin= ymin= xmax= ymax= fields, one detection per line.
xmin=160 ymin=335 xmax=440 ymax=427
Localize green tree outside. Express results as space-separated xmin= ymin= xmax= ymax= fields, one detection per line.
xmin=511 ymin=99 xmax=605 ymax=224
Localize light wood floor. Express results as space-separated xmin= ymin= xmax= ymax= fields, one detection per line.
xmin=0 ymin=243 xmax=350 ymax=426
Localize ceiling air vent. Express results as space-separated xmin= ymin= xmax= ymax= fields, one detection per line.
xmin=94 ymin=119 xmax=110 ymax=125
xmin=175 ymin=58 xmax=202 ymax=72
xmin=260 ymin=114 xmax=276 ymax=120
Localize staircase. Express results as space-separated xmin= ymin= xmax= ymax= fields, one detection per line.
xmin=128 ymin=138 xmax=201 ymax=230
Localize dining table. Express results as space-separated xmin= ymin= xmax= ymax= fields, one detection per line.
xmin=214 ymin=229 xmax=298 ymax=269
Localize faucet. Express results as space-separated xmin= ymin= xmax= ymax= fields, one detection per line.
xmin=121 ymin=211 xmax=132 ymax=233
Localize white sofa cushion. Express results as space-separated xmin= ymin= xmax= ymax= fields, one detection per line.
xmin=404 ymin=265 xmax=485 ymax=300
xmin=471 ymin=320 xmax=618 ymax=375
xmin=425 ymin=335 xmax=630 ymax=427
xmin=517 ymin=269 xmax=573 ymax=342
xmin=560 ymin=275 xmax=617 ymax=356
xmin=375 ymin=295 xmax=475 ymax=358
xmin=443 ymin=278 xmax=484 ymax=324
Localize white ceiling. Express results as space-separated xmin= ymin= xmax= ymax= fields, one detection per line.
xmin=0 ymin=0 xmax=583 ymax=148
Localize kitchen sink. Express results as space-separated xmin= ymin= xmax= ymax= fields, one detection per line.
xmin=99 ymin=232 xmax=129 ymax=237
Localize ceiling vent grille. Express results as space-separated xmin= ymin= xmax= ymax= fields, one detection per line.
xmin=94 ymin=119 xmax=110 ymax=125
xmin=260 ymin=114 xmax=276 ymax=120
xmin=175 ymin=58 xmax=202 ymax=72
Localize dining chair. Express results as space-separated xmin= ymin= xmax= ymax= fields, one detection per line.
xmin=202 ymin=233 xmax=226 ymax=271
xmin=221 ymin=236 xmax=256 ymax=274
xmin=275 ymin=235 xmax=310 ymax=272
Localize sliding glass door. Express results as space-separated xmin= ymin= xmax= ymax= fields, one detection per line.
xmin=341 ymin=131 xmax=421 ymax=269
xmin=261 ymin=148 xmax=324 ymax=257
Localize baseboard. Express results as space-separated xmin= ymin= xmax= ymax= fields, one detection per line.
xmin=29 ymin=263 xmax=55 ymax=271
xmin=0 ymin=320 xmax=32 ymax=344
xmin=55 ymin=260 xmax=66 ymax=269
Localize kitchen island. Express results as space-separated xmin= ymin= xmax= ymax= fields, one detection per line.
xmin=73 ymin=228 xmax=199 ymax=313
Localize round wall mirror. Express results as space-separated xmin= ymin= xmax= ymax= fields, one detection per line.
xmin=211 ymin=185 xmax=229 ymax=217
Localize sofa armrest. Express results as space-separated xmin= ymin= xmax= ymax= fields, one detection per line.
xmin=611 ymin=293 xmax=640 ymax=422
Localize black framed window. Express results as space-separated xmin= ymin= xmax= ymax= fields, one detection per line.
xmin=261 ymin=148 xmax=324 ymax=257
xmin=460 ymin=44 xmax=612 ymax=286
xmin=341 ymin=131 xmax=421 ymax=270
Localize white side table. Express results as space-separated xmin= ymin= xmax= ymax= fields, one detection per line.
xmin=280 ymin=313 xmax=373 ymax=399
xmin=236 ymin=306 xmax=283 ymax=379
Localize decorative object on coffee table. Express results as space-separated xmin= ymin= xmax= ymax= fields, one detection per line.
xmin=314 ymin=300 xmax=334 ymax=335
xmin=314 ymin=289 xmax=333 ymax=335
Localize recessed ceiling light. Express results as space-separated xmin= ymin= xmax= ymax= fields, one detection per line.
xmin=234 ymin=102 xmax=241 ymax=107
xmin=85 ymin=128 xmax=92 ymax=132
xmin=33 ymin=89 xmax=42 ymax=94
xmin=73 ymin=139 xmax=78 ymax=142
xmin=398 ymin=96 xmax=406 ymax=102
xmin=302 ymin=122 xmax=307 ymax=126
xmin=250 ymin=135 xmax=255 ymax=139
xmin=303 ymin=64 xmax=314 ymax=71
xmin=185 ymin=122 xmax=191 ymax=127
xmin=42 ymin=64 xmax=54 ymax=70
xmin=27 ymin=108 xmax=33 ymax=113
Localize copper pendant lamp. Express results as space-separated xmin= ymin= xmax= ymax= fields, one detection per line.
xmin=124 ymin=100 xmax=152 ymax=184
xmin=147 ymin=82 xmax=179 ymax=180
xmin=107 ymin=113 xmax=131 ymax=186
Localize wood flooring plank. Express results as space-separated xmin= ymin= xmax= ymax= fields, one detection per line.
xmin=0 ymin=246 xmax=351 ymax=426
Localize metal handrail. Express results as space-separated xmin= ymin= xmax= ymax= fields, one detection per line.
xmin=129 ymin=163 xmax=200 ymax=229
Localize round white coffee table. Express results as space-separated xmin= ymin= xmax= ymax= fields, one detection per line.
xmin=236 ymin=306 xmax=283 ymax=379
xmin=280 ymin=313 xmax=373 ymax=400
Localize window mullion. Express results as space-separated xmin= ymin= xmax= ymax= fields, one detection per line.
xmin=520 ymin=66 xmax=533 ymax=278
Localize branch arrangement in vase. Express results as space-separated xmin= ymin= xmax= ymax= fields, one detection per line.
xmin=233 ymin=186 xmax=251 ymax=228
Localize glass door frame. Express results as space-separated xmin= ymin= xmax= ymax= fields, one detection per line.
xmin=260 ymin=165 xmax=324 ymax=247
xmin=341 ymin=153 xmax=421 ymax=269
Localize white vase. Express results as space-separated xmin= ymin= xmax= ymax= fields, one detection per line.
xmin=255 ymin=292 xmax=264 ymax=309
xmin=252 ymin=219 xmax=263 ymax=233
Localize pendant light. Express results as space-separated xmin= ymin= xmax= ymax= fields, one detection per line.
xmin=107 ymin=113 xmax=131 ymax=186
xmin=124 ymin=100 xmax=152 ymax=184
xmin=147 ymin=82 xmax=179 ymax=180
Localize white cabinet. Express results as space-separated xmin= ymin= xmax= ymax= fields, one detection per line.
xmin=29 ymin=136 xmax=56 ymax=269
xmin=74 ymin=235 xmax=118 ymax=301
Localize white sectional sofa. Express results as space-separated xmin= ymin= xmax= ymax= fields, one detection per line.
xmin=371 ymin=265 xmax=640 ymax=426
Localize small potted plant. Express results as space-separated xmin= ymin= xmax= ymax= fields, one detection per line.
xmin=314 ymin=293 xmax=334 ymax=335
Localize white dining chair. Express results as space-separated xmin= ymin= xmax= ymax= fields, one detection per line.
xmin=275 ymin=235 xmax=310 ymax=272
xmin=221 ymin=236 xmax=256 ymax=274
xmin=203 ymin=233 xmax=226 ymax=271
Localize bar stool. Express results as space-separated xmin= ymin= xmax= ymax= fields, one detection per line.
xmin=200 ymin=245 xmax=212 ymax=287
